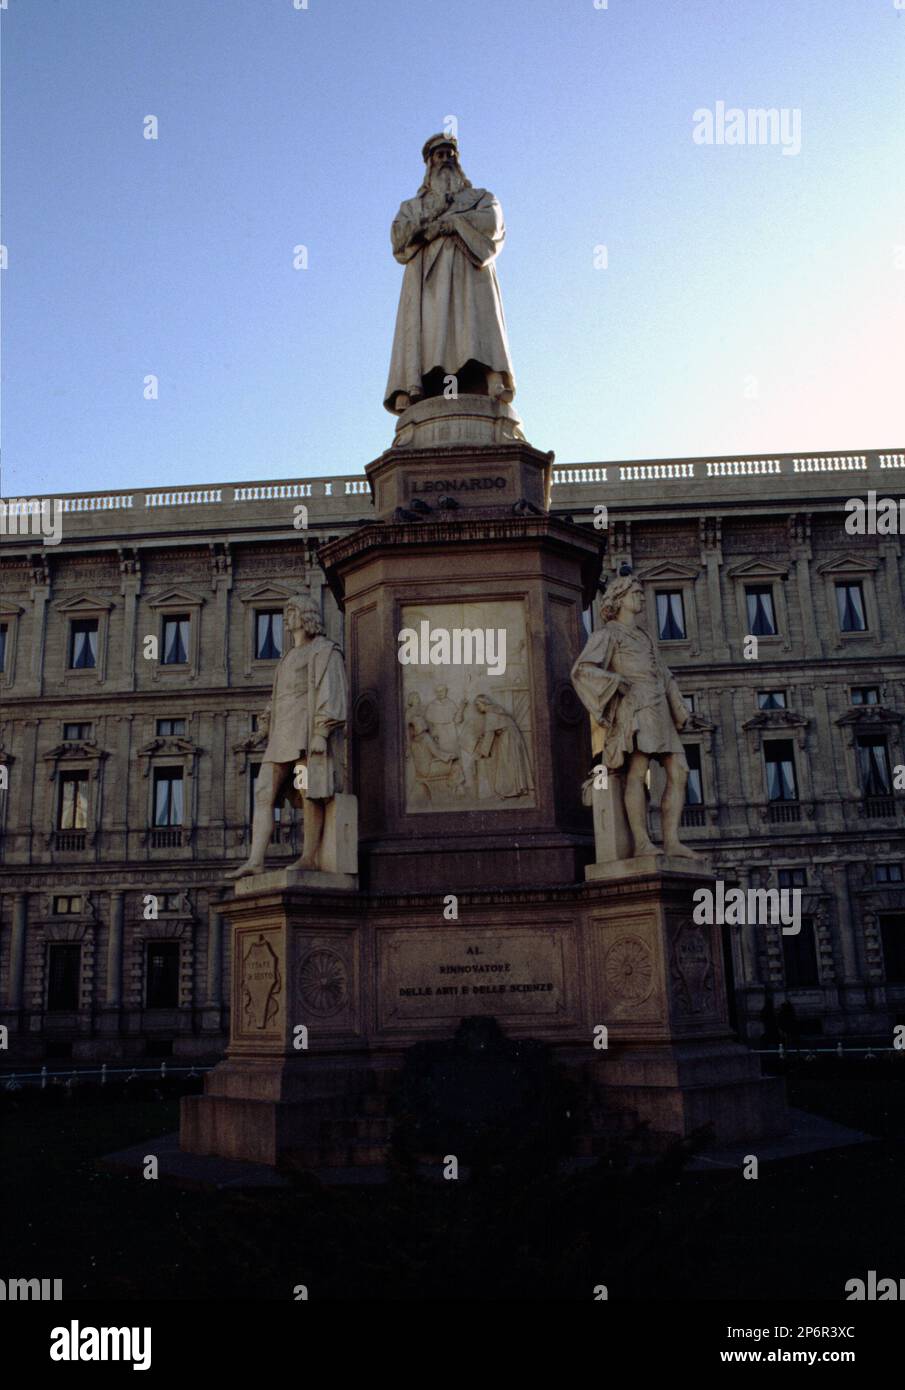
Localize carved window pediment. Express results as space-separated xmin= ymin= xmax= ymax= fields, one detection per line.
xmin=835 ymin=705 xmax=902 ymax=753
xmin=680 ymin=711 xmax=716 ymax=754
xmin=232 ymin=730 xmax=269 ymax=774
xmin=238 ymin=585 xmax=297 ymax=675
xmin=743 ymin=709 xmax=808 ymax=733
xmin=43 ymin=741 xmax=108 ymax=779
xmin=137 ymin=921 xmax=191 ymax=940
xmin=146 ymin=587 xmax=206 ymax=609
xmin=44 ymin=921 xmax=91 ymax=943
xmin=238 ymin=583 xmax=296 ymax=606
xmin=636 ymin=560 xmax=700 ymax=582
xmin=683 ymin=712 xmax=715 ymax=733
xmin=743 ymin=708 xmax=809 ymax=752
xmin=836 ymin=706 xmax=902 ymax=729
xmin=136 ymin=735 xmax=202 ymax=777
xmin=816 ymin=552 xmax=880 ymax=577
xmin=53 ymin=592 xmax=115 ymax=614
xmin=145 ymin=589 xmax=205 ymax=681
xmin=860 ymin=888 xmax=905 ymax=915
xmin=726 ymin=558 xmax=790 ymax=580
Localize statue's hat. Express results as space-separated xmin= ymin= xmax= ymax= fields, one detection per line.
xmin=421 ymin=132 xmax=459 ymax=163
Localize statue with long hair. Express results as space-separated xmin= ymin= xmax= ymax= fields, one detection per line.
xmin=384 ymin=133 xmax=516 ymax=414
xmin=571 ymin=573 xmax=698 ymax=861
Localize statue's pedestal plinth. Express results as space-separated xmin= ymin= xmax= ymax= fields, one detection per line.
xmin=181 ymin=866 xmax=786 ymax=1168
xmin=586 ymin=853 xmax=710 ymax=881
xmin=235 ymin=867 xmax=357 ymax=894
xmin=392 ymin=393 xmax=525 ymax=451
xmin=579 ymin=866 xmax=786 ymax=1144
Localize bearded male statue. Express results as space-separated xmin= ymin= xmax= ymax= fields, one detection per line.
xmin=384 ymin=133 xmax=516 ymax=414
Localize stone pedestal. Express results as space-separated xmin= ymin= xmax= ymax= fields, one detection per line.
xmin=181 ymin=866 xmax=786 ymax=1165
xmin=391 ymin=393 xmax=526 ymax=451
xmin=318 ymin=437 xmax=602 ymax=893
xmin=180 ymin=416 xmax=785 ymax=1169
xmin=580 ymin=866 xmax=785 ymax=1143
xmin=588 ymin=777 xmax=634 ymax=864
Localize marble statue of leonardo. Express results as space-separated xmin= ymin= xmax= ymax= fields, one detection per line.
xmin=384 ymin=133 xmax=516 ymax=414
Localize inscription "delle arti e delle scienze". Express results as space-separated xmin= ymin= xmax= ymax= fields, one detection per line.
xmin=398 ymin=944 xmax=553 ymax=997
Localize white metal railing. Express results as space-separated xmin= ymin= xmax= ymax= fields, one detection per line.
xmin=144 ymin=490 xmax=223 ymax=507
xmin=706 ymin=459 xmax=782 ymax=477
xmin=792 ymin=454 xmax=867 ymax=473
xmin=233 ymin=483 xmax=312 ymax=501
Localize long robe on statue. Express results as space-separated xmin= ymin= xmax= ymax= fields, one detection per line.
xmin=384 ymin=187 xmax=516 ymax=412
xmin=477 ymin=700 xmax=534 ymax=798
xmin=262 ymin=635 xmax=347 ymax=799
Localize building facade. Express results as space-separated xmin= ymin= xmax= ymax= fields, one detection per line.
xmin=1 ymin=447 xmax=903 ymax=1062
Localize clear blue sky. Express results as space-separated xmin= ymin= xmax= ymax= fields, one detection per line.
xmin=3 ymin=0 xmax=903 ymax=497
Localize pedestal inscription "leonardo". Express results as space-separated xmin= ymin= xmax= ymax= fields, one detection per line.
xmin=378 ymin=927 xmax=567 ymax=1026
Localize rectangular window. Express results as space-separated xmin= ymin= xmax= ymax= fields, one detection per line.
xmin=682 ymin=694 xmax=695 ymax=714
xmin=0 ymin=623 xmax=7 ymax=671
xmin=58 ymin=772 xmax=89 ymax=829
xmin=161 ymin=616 xmax=190 ymax=665
xmin=52 ymin=895 xmax=83 ymax=914
xmin=745 ymin=586 xmax=777 ymax=637
xmin=62 ymin=722 xmax=91 ymax=741
xmin=153 ymin=768 xmax=184 ymax=827
xmin=782 ymin=919 xmax=819 ymax=988
xmin=856 ymin=736 xmax=892 ymax=797
xmin=684 ymin=744 xmax=703 ymax=805
xmin=875 ymin=864 xmax=904 ymax=884
xmin=156 ymin=718 xmax=186 ymax=737
xmin=146 ymin=942 xmax=180 ymax=1009
xmin=655 ymin=591 xmax=686 ymax=641
xmin=851 ymin=686 xmax=880 ymax=706
xmin=880 ymin=914 xmax=905 ymax=984
xmin=836 ymin=583 xmax=867 ymax=632
xmin=764 ymin=740 xmax=798 ymax=802
xmin=778 ymin=868 xmax=807 ymax=889
xmin=68 ymin=619 xmax=98 ymax=669
xmin=255 ymin=610 xmax=284 ymax=660
xmin=757 ymin=690 xmax=786 ymax=710
xmin=47 ymin=944 xmax=81 ymax=1011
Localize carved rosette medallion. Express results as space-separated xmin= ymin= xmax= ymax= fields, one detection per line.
xmin=297 ymin=947 xmax=348 ymax=1018
xmin=604 ymin=935 xmax=654 ymax=1006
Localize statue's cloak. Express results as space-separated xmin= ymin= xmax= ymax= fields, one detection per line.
xmin=571 ymin=622 xmax=690 ymax=772
xmin=262 ymin=635 xmax=347 ymax=799
xmin=384 ymin=186 xmax=515 ymax=412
